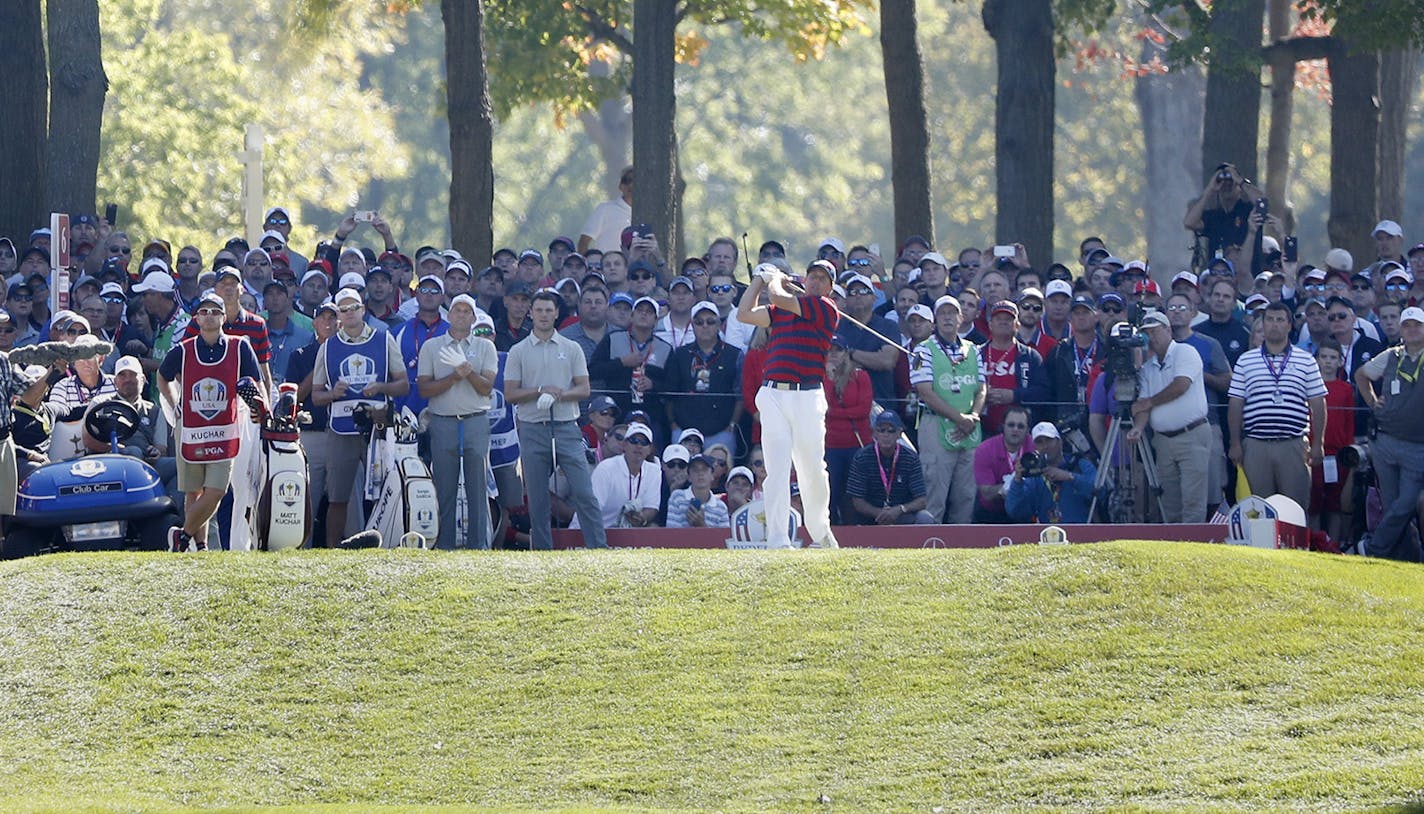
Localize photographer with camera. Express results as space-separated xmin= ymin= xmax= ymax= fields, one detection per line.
xmin=1128 ymin=311 xmax=1212 ymax=522
xmin=1006 ymin=422 xmax=1097 ymax=523
xmin=1354 ymin=306 xmax=1424 ymax=562
xmin=1184 ymin=162 xmax=1265 ymax=255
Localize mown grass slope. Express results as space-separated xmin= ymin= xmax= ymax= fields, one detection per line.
xmin=1 ymin=543 xmax=1422 ymax=813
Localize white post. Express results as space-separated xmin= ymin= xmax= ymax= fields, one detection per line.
xmin=239 ymin=124 xmax=264 ymax=245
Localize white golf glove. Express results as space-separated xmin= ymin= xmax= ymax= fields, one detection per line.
xmin=754 ymin=263 xmax=780 ymax=283
xmin=537 ymin=392 xmax=556 ymax=411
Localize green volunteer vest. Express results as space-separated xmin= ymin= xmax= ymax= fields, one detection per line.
xmin=925 ymin=336 xmax=982 ymax=451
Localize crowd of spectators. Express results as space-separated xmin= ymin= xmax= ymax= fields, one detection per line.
xmin=1 ymin=158 xmax=1420 ymax=560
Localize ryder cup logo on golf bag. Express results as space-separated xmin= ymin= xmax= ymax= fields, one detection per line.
xmin=366 ymin=406 xmax=438 ymax=548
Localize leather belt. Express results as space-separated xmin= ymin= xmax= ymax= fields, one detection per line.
xmin=764 ymin=380 xmax=822 ymax=391
xmin=1157 ymin=417 xmax=1207 ymax=438
xmin=438 ymin=411 xmax=488 ymax=421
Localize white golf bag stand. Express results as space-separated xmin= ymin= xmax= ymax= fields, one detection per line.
xmin=238 ymin=381 xmax=313 ymax=551
xmin=365 ymin=405 xmax=439 ymax=549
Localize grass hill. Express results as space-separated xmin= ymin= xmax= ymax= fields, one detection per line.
xmin=1 ymin=543 xmax=1422 ymax=813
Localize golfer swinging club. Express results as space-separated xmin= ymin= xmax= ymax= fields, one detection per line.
xmin=737 ymin=259 xmax=840 ymax=549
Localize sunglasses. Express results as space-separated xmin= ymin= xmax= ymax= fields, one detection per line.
xmin=847 ymin=258 xmax=872 ymax=268
xmin=817 ymin=248 xmax=843 ymax=259
xmin=685 ymin=268 xmax=707 ymax=277
xmin=473 ymin=327 xmax=493 ymax=337
xmin=65 ymin=326 xmax=88 ymax=336
xmin=1101 ymin=306 xmax=1122 ymax=314
xmin=1166 ymin=304 xmax=1190 ymax=312
xmin=626 ymin=437 xmax=651 ymax=446
xmin=10 ymin=295 xmax=32 ymax=302
xmin=1328 ymin=312 xmax=1353 ymax=321
xmin=664 ymin=460 xmax=688 ymax=468
xmin=629 ymin=273 xmax=654 ymax=281
xmin=266 ymin=217 xmax=290 ymax=226
xmin=417 ymin=286 xmax=442 ymax=294
xmin=1351 ymin=283 xmax=1372 ymax=291
xmin=338 ymin=304 xmax=363 ymax=313
xmin=1387 ymin=283 xmax=1410 ymax=291
xmin=196 ymin=307 xmax=225 ymax=316
xmin=709 ymin=284 xmax=735 ymax=294
xmin=101 ymin=295 xmax=125 ymax=304
xmin=108 ymin=246 xmax=131 ymax=254
xmin=1020 ymin=303 xmax=1043 ymax=312
xmin=693 ymin=319 xmax=721 ymax=327
xmin=177 ymin=257 xmax=201 ymax=265
xmin=848 ymin=287 xmax=873 ymax=297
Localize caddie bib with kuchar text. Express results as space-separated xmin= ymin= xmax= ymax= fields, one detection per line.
xmin=326 ymin=330 xmax=388 ymax=435
xmin=179 ymin=336 xmax=241 ymax=463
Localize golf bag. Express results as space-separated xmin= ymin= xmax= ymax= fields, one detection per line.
xmin=247 ymin=382 xmax=313 ymax=551
xmin=364 ymin=405 xmax=438 ymax=549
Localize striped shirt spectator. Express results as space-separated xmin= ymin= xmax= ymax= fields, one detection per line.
xmin=1228 ymin=343 xmax=1327 ymax=439
xmin=764 ymin=294 xmax=837 ymax=383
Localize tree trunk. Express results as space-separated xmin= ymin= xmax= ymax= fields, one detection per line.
xmin=1264 ymin=0 xmax=1295 ymax=233
xmin=1326 ymin=43 xmax=1380 ymax=264
xmin=1134 ymin=15 xmax=1204 ymax=277
xmin=577 ymin=93 xmax=632 ymax=196
xmin=0 ymin=0 xmax=47 ymax=240
xmin=880 ymin=0 xmax=934 ymax=251
xmin=1376 ymin=48 xmax=1419 ymax=220
xmin=44 ymin=0 xmax=106 ymax=218
xmin=1200 ymin=0 xmax=1265 ymax=183
xmin=983 ymin=0 xmax=1053 ymax=268
xmin=630 ymin=0 xmax=679 ymax=261
xmin=443 ymin=0 xmax=494 ymax=265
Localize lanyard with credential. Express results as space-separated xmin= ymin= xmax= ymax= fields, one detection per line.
xmin=875 ymin=443 xmax=899 ymax=506
xmin=1397 ymin=349 xmax=1424 ymax=384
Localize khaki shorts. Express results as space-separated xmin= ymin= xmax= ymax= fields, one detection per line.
xmin=177 ymin=458 xmax=234 ymax=494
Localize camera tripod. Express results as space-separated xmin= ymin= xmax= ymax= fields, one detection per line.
xmin=1088 ymin=406 xmax=1167 ymax=524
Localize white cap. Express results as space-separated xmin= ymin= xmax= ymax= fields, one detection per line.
xmin=448 ymin=293 xmax=479 ymax=313
xmin=918 ymin=251 xmax=949 ymax=268
xmin=1171 ymin=271 xmax=1199 ymax=288
xmin=1123 ymin=260 xmax=1148 ymax=273
xmin=1261 ymin=235 xmax=1280 ymax=254
xmin=263 ymin=206 xmax=291 ymax=222
xmin=473 ymin=309 xmax=494 ymax=330
xmin=1402 ymin=306 xmax=1424 ymax=324
xmin=113 ymin=355 xmax=143 ymax=377
xmin=140 ymin=257 xmax=170 ymax=275
xmin=416 ymin=274 xmax=444 ymax=291
xmin=1044 ymin=279 xmax=1073 ymax=299
xmin=1325 ymin=247 xmax=1354 ymax=271
xmin=1374 ymin=220 xmax=1404 ymax=237
xmin=1140 ymin=310 xmax=1171 ymax=330
xmin=99 ymin=282 xmax=127 ymax=298
xmin=1386 ymin=266 xmax=1414 ymax=284
xmin=445 ymin=259 xmax=474 ymax=278
xmin=1244 ymin=293 xmax=1269 ymax=311
xmin=661 ymin=442 xmax=689 ymax=463
xmin=843 ymin=273 xmax=874 ymax=292
xmin=624 ymin=423 xmax=653 ymax=443
xmin=260 ymin=229 xmax=286 ymax=247
xmin=677 ymin=427 xmax=704 ymax=445
xmin=633 ymin=296 xmax=660 ymax=312
xmin=933 ymin=295 xmax=960 ymax=314
xmin=690 ymin=300 xmax=719 ymax=320
xmin=334 ymin=287 xmax=363 ymax=306
xmin=338 ymin=271 xmax=366 ymax=290
xmin=818 ymin=237 xmax=846 ymax=254
xmin=905 ymin=304 xmax=933 ymax=322
xmin=727 ymin=465 xmax=755 ymax=484
xmin=1030 ymin=421 xmax=1060 ymax=440
xmin=132 ymin=270 xmax=176 ymax=294
xmin=1018 ymin=286 xmax=1044 ymax=302
xmin=301 ymin=269 xmax=330 ymax=285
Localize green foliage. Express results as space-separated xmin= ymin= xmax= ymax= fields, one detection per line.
xmin=2 ymin=544 xmax=1424 ymax=810
xmin=97 ymin=0 xmax=409 ymax=253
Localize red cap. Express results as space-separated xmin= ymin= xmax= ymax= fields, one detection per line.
xmin=1133 ymin=279 xmax=1162 ymax=296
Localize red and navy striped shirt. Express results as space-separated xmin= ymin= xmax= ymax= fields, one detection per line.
xmin=765 ymin=295 xmax=838 ymax=383
xmin=182 ymin=307 xmax=272 ymax=364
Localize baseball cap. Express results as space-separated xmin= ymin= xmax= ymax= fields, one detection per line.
xmin=589 ymin=395 xmax=620 ymax=417
xmin=1324 ymin=247 xmax=1354 ymax=271
xmin=626 ymin=423 xmax=654 ymax=444
xmin=1098 ymin=292 xmax=1125 ymax=308
xmin=1171 ymin=271 xmax=1199 ymax=289
xmin=805 ymin=260 xmax=838 ymax=282
xmin=918 ymin=251 xmax=949 ymax=268
xmin=417 ymin=274 xmax=444 ymax=292
xmin=478 ymin=265 xmax=504 ymax=279
xmin=365 ymin=265 xmax=391 ymax=280
xmin=818 ymin=237 xmax=846 ymax=255
xmin=661 ymin=443 xmax=689 ymax=463
xmin=873 ymin=410 xmax=903 ymax=429
xmin=334 ymin=288 xmax=363 ymax=306
xmin=1244 ymin=293 xmax=1269 ymax=312
xmin=932 ymin=295 xmax=960 ymax=314
xmin=473 ymin=309 xmax=494 ymax=331
xmin=263 ymin=206 xmax=291 ymax=223
xmin=1044 ymin=280 xmax=1073 ymax=299
xmin=690 ymin=300 xmax=719 ymax=320
xmin=633 ymin=296 xmax=660 ymax=312
xmin=1373 ymin=220 xmax=1404 ymax=237
xmin=1302 ymin=267 xmax=1328 ymax=282
xmin=448 ymin=293 xmax=479 ymax=314
xmin=905 ymin=304 xmax=933 ymax=322
xmin=687 ymin=454 xmax=716 ymax=470
xmin=504 ymin=281 xmax=534 ymax=299
xmin=518 ymin=248 xmax=544 ymax=264
xmin=844 ymin=273 xmax=875 ymax=293
xmin=197 ymin=292 xmax=225 ymax=310
xmin=549 ymin=236 xmax=575 ymax=252
xmin=1017 ymin=287 xmax=1044 ymax=302
xmin=338 ymin=271 xmax=366 ymax=290
xmin=98 ymin=282 xmax=127 ymax=299
xmin=1031 ymin=421 xmax=1060 ymax=440
xmin=1070 ymin=295 xmax=1097 ymax=311
xmin=216 ymin=266 xmax=242 ymax=282
xmin=1386 ymin=266 xmax=1414 ymax=284
xmin=990 ymin=301 xmax=1019 ymax=318
xmin=1085 ymin=247 xmax=1111 ymax=263
xmin=668 ymin=275 xmax=694 ymax=292
xmin=1401 ymin=307 xmax=1424 ymax=324
xmin=1140 ymin=310 xmax=1170 ymax=330
xmin=1408 ymin=244 xmax=1424 ymax=257
xmin=553 ymin=277 xmax=581 ymax=293
xmin=727 ymin=465 xmax=755 ymax=485
xmin=140 ymin=257 xmax=170 ymax=276
xmin=445 ymin=259 xmax=474 ymax=279
xmin=113 ymin=356 xmax=144 ymax=377
xmin=1134 ymin=279 xmax=1162 ymax=296
xmin=301 ymin=269 xmax=330 ymax=286
xmin=609 ymin=292 xmax=635 ymax=308
xmin=263 ymin=279 xmax=288 ymax=295
xmin=677 ymin=428 xmax=704 ymax=446
xmin=260 ymin=229 xmax=286 ymax=247
xmin=314 ymin=301 xmax=339 ymax=318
